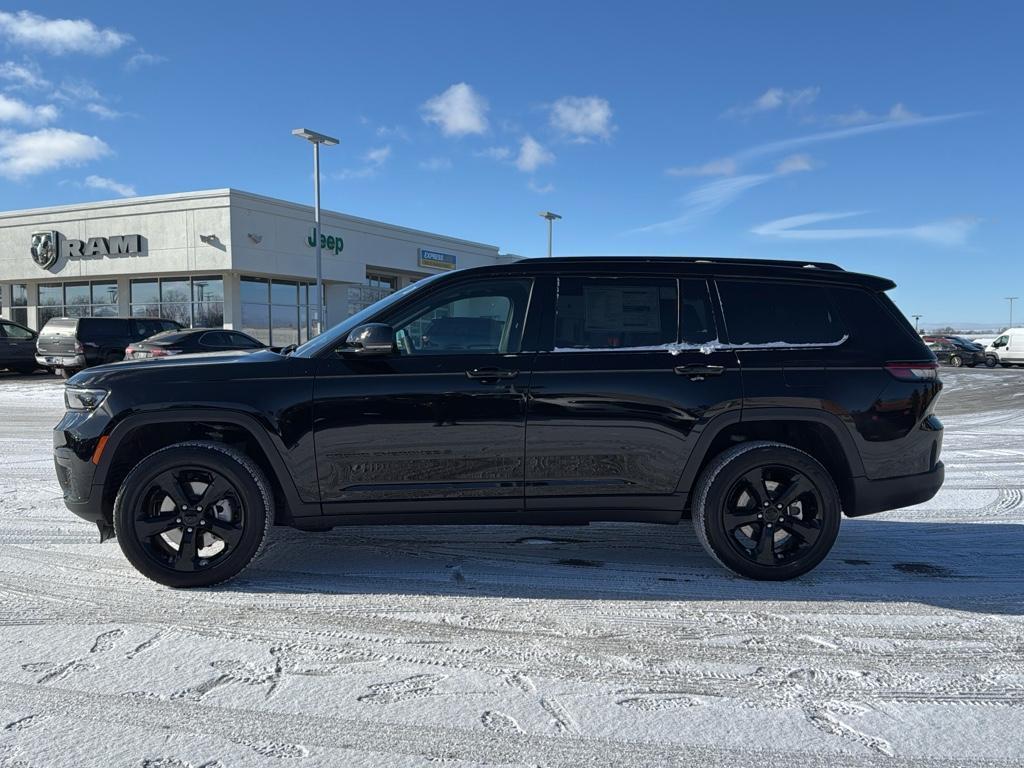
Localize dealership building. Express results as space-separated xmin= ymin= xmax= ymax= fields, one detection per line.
xmin=0 ymin=188 xmax=505 ymax=344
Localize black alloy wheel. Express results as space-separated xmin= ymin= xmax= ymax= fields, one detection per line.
xmin=693 ymin=442 xmax=841 ymax=580
xmin=113 ymin=442 xmax=272 ymax=587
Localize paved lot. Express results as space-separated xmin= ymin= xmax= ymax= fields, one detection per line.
xmin=0 ymin=367 xmax=1022 ymax=767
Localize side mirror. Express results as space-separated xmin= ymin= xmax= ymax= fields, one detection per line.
xmin=344 ymin=323 xmax=395 ymax=355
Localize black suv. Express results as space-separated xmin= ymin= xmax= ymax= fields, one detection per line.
xmin=36 ymin=316 xmax=181 ymax=377
xmin=54 ymin=257 xmax=944 ymax=587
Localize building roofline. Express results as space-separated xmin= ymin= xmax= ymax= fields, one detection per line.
xmin=0 ymin=187 xmax=500 ymax=252
xmin=226 ymin=188 xmax=498 ymax=252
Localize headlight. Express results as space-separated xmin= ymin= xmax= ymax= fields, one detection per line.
xmin=65 ymin=386 xmax=108 ymax=411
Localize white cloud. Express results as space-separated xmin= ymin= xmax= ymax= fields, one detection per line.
xmin=335 ymin=145 xmax=391 ymax=180
xmin=376 ymin=124 xmax=410 ymax=141
xmin=85 ymin=103 xmax=122 ymax=120
xmin=53 ymin=80 xmax=102 ymax=102
xmin=84 ymin=174 xmax=135 ymax=197
xmin=0 ymin=128 xmax=109 ymax=179
xmin=476 ymin=146 xmax=511 ymax=160
xmin=666 ymin=157 xmax=738 ymax=177
xmin=724 ymin=87 xmax=820 ymax=118
xmin=640 ymin=155 xmax=813 ymax=233
xmin=0 ymin=93 xmax=57 ymax=124
xmin=421 ymin=82 xmax=488 ymax=137
xmin=365 ymin=145 xmax=391 ymax=165
xmin=528 ymin=179 xmax=555 ymax=194
xmin=550 ymin=96 xmax=614 ymax=142
xmin=515 ymin=135 xmax=554 ymax=172
xmin=752 ymin=211 xmax=977 ymax=246
xmin=774 ymin=153 xmax=813 ymax=174
xmin=0 ymin=10 xmax=131 ymax=56
xmin=825 ymin=102 xmax=921 ymax=126
xmin=125 ymin=50 xmax=165 ymax=71
xmin=0 ymin=60 xmax=48 ymax=90
xmin=419 ymin=156 xmax=452 ymax=171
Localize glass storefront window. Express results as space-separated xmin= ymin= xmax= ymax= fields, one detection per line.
xmin=129 ymin=277 xmax=223 ymax=328
xmin=241 ymin=278 xmax=269 ymax=304
xmin=64 ymin=283 xmax=91 ymax=308
xmin=11 ymin=284 xmax=27 ymax=326
xmin=130 ymin=280 xmax=159 ymax=304
xmin=160 ymin=280 xmax=190 ymax=304
xmin=241 ymin=302 xmax=270 ymax=345
xmin=241 ymin=276 xmax=313 ymax=344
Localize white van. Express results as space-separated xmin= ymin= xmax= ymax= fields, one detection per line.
xmin=986 ymin=328 xmax=1024 ymax=367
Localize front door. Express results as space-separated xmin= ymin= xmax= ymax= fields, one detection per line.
xmin=525 ymin=275 xmax=742 ymax=515
xmin=0 ymin=321 xmax=36 ymax=368
xmin=313 ymin=275 xmax=537 ymax=513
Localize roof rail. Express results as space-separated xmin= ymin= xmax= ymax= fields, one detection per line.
xmin=540 ymin=255 xmax=844 ymax=271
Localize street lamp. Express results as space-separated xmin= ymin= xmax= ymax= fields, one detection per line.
xmin=912 ymin=314 xmax=923 ymax=333
xmin=538 ymin=211 xmax=561 ymax=258
xmin=1006 ymin=297 xmax=1019 ymax=330
xmin=293 ymin=127 xmax=339 ymax=335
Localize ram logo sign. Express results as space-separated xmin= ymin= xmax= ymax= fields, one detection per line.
xmin=29 ymin=231 xmax=144 ymax=271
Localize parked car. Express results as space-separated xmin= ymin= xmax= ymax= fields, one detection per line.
xmin=54 ymin=257 xmax=944 ymax=587
xmin=126 ymin=328 xmax=266 ymax=359
xmin=922 ymin=335 xmax=986 ymax=367
xmin=36 ymin=316 xmax=181 ymax=377
xmin=972 ymin=336 xmax=996 ymax=348
xmin=986 ymin=328 xmax=1024 ymax=367
xmin=0 ymin=319 xmax=39 ymax=374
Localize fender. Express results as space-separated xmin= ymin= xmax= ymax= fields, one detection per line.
xmin=674 ymin=406 xmax=866 ymax=496
xmin=93 ymin=408 xmax=320 ymax=518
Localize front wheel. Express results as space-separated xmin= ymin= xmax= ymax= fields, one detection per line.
xmin=692 ymin=441 xmax=842 ymax=580
xmin=986 ymin=356 xmax=998 ymax=368
xmin=113 ymin=441 xmax=273 ymax=587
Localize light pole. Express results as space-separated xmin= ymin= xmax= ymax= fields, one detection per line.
xmin=538 ymin=211 xmax=561 ymax=257
xmin=1006 ymin=297 xmax=1019 ymax=330
xmin=293 ymin=127 xmax=339 ymax=335
xmin=912 ymin=314 xmax=923 ymax=333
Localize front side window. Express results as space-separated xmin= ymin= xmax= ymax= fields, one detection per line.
xmin=718 ymin=280 xmax=846 ymax=346
xmin=1 ymin=322 xmax=32 ymax=340
xmin=387 ymin=278 xmax=533 ymax=355
xmin=554 ymin=276 xmax=677 ymax=350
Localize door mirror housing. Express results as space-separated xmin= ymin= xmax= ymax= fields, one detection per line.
xmin=343 ymin=323 xmax=396 ymax=355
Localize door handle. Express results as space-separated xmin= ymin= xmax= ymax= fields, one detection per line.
xmin=674 ymin=364 xmax=725 ymax=379
xmin=466 ymin=368 xmax=518 ymax=381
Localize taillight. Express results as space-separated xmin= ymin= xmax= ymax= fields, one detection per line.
xmin=885 ymin=362 xmax=939 ymax=381
xmin=74 ymin=340 xmax=84 ymax=353
xmin=125 ymin=346 xmax=134 ymax=355
xmin=149 ymin=348 xmax=182 ymax=357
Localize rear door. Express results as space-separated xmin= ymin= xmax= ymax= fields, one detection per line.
xmin=0 ymin=321 xmax=36 ymax=367
xmin=79 ymin=318 xmax=132 ymax=364
xmin=524 ymin=272 xmax=741 ymax=516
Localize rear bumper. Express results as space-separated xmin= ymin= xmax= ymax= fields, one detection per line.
xmin=36 ymin=353 xmax=86 ymax=368
xmin=846 ymin=461 xmax=945 ymax=517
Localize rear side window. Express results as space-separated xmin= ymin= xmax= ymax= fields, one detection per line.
xmin=717 ymin=280 xmax=845 ymax=345
xmin=227 ymin=332 xmax=264 ymax=348
xmin=78 ymin=318 xmax=131 ymax=338
xmin=554 ymin=276 xmax=677 ymax=350
xmin=830 ymin=286 xmax=930 ymax=359
xmin=681 ymin=278 xmax=717 ymax=344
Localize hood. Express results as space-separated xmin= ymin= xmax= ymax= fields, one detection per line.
xmin=68 ymin=348 xmax=282 ymax=386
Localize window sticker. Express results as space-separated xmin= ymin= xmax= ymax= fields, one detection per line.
xmin=583 ymin=286 xmax=662 ymax=333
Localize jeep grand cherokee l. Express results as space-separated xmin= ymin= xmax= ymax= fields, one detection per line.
xmin=53 ymin=257 xmax=944 ymax=587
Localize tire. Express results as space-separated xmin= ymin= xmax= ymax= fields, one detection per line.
xmin=949 ymin=355 xmax=963 ymax=368
xmin=986 ymin=356 xmax=997 ymax=368
xmin=692 ymin=441 xmax=842 ymax=581
xmin=113 ymin=441 xmax=273 ymax=588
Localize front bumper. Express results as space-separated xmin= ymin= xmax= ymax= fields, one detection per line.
xmin=847 ymin=461 xmax=945 ymax=517
xmin=36 ymin=353 xmax=86 ymax=369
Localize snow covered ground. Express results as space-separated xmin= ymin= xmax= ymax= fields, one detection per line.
xmin=0 ymin=368 xmax=1022 ymax=767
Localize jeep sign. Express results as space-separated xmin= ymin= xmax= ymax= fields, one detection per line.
xmin=30 ymin=231 xmax=144 ymax=271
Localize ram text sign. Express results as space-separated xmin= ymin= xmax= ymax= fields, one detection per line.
xmin=30 ymin=231 xmax=144 ymax=271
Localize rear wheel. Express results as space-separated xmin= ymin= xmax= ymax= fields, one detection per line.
xmin=113 ymin=441 xmax=273 ymax=588
xmin=949 ymin=354 xmax=963 ymax=367
xmin=693 ymin=441 xmax=842 ymax=580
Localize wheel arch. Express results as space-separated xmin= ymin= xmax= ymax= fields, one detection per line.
xmin=95 ymin=409 xmax=319 ymax=525
xmin=676 ymin=408 xmax=865 ymax=515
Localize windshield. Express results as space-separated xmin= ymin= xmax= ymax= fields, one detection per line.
xmin=292 ymin=273 xmax=448 ymax=358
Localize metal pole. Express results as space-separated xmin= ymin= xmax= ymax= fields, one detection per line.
xmin=1006 ymin=297 xmax=1019 ymax=330
xmin=912 ymin=314 xmax=922 ymax=332
xmin=547 ymin=217 xmax=553 ymax=258
xmin=314 ymin=142 xmax=323 ymax=334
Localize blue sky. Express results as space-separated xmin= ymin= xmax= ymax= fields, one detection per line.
xmin=0 ymin=2 xmax=1020 ymax=326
